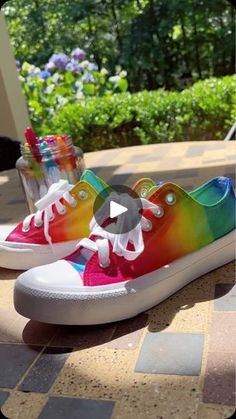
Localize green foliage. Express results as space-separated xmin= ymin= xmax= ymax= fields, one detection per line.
xmin=19 ymin=58 xmax=128 ymax=132
xmin=3 ymin=0 xmax=235 ymax=92
xmin=38 ymin=76 xmax=236 ymax=152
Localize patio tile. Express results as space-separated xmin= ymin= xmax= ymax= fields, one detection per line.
xmin=89 ymin=149 xmax=122 ymax=167
xmin=52 ymin=348 xmax=136 ymax=399
xmin=185 ymin=146 xmax=206 ymax=157
xmin=2 ymin=391 xmax=46 ymax=419
xmin=197 ymin=404 xmax=235 ymax=419
xmin=19 ymin=347 xmax=72 ymax=393
xmin=214 ymin=283 xmax=236 ymax=311
xmin=0 ymin=391 xmax=9 ymax=407
xmin=203 ymin=351 xmax=235 ymax=406
xmin=105 ymin=314 xmax=148 ymax=350
xmin=209 ymin=312 xmax=236 ymax=352
xmin=39 ymin=397 xmax=115 ymax=419
xmin=0 ymin=344 xmax=42 ymax=388
xmin=113 ymin=375 xmax=200 ymax=419
xmin=135 ymin=332 xmax=204 ymax=376
xmin=128 ymin=154 xmax=162 ymax=164
xmin=205 ymin=143 xmax=227 ymax=150
xmin=148 ymin=277 xmax=212 ymax=334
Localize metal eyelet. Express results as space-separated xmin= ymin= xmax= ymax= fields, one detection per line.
xmin=153 ymin=206 xmax=164 ymax=218
xmin=165 ymin=192 xmax=176 ymax=205
xmin=34 ymin=221 xmax=43 ymax=228
xmin=78 ymin=190 xmax=88 ymax=200
xmin=99 ymin=259 xmax=110 ymax=269
xmin=142 ymin=220 xmax=153 ymax=232
xmin=22 ymin=226 xmax=30 ymax=233
xmin=58 ymin=207 xmax=67 ymax=215
xmin=140 ymin=187 xmax=148 ymax=198
xmin=49 ymin=215 xmax=55 ymax=222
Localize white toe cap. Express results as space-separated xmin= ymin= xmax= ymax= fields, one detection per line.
xmin=17 ymin=260 xmax=83 ymax=292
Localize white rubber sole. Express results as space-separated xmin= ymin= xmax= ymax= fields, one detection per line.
xmin=0 ymin=240 xmax=79 ymax=270
xmin=14 ymin=230 xmax=235 ymax=324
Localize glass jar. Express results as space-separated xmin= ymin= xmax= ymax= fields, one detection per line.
xmin=16 ymin=135 xmax=85 ymax=213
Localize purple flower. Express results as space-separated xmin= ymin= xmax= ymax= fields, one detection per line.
xmin=66 ymin=62 xmax=74 ymax=72
xmin=15 ymin=60 xmax=20 ymax=69
xmin=71 ymin=48 xmax=86 ymax=61
xmin=88 ymin=62 xmax=98 ymax=71
xmin=66 ymin=60 xmax=82 ymax=74
xmin=82 ymin=72 xmax=94 ymax=83
xmin=45 ymin=61 xmax=56 ymax=72
xmin=49 ymin=53 xmax=69 ymax=69
xmin=38 ymin=70 xmax=51 ymax=80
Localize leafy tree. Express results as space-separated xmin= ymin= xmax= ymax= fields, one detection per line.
xmin=3 ymin=0 xmax=235 ymax=91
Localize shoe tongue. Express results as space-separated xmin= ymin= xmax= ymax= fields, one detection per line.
xmin=132 ymin=177 xmax=163 ymax=199
xmin=80 ymin=169 xmax=108 ymax=193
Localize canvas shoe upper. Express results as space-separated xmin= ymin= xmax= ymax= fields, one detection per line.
xmin=69 ymin=176 xmax=236 ymax=285
xmin=14 ymin=176 xmax=235 ymax=324
xmin=0 ymin=170 xmax=110 ymax=270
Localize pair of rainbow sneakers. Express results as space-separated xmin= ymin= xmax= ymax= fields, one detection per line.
xmin=0 ymin=170 xmax=235 ymax=325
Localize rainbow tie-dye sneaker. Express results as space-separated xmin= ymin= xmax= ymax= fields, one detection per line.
xmin=0 ymin=170 xmax=110 ymax=270
xmin=14 ymin=176 xmax=235 ymax=324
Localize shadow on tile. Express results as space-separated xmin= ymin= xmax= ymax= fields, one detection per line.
xmin=203 ymin=351 xmax=236 ymax=406
xmin=0 ymin=308 xmax=58 ymax=345
xmin=214 ymin=283 xmax=236 ymax=311
xmin=22 ymin=314 xmax=148 ymax=351
xmin=0 ymin=268 xmax=23 ymax=280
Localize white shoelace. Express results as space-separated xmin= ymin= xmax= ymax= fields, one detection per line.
xmin=78 ymin=198 xmax=162 ymax=268
xmin=22 ymin=180 xmax=76 ymax=245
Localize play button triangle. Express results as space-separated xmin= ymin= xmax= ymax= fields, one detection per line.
xmin=110 ymin=200 xmax=128 ymax=219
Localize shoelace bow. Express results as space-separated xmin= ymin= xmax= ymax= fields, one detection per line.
xmin=22 ymin=180 xmax=75 ymax=245
xmin=78 ymin=198 xmax=160 ymax=267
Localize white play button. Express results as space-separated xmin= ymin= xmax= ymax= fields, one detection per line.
xmin=110 ymin=200 xmax=128 ymax=219
xmin=94 ymin=185 xmax=143 ymax=234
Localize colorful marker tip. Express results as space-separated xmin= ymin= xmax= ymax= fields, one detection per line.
xmin=25 ymin=127 xmax=38 ymax=145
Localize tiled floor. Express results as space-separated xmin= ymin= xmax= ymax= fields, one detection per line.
xmin=0 ymin=141 xmax=235 ymax=418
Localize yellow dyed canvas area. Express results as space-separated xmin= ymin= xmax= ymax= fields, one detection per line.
xmin=52 ymin=180 xmax=100 ymax=242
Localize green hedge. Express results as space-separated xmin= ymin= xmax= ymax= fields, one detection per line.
xmin=42 ymin=76 xmax=236 ymax=152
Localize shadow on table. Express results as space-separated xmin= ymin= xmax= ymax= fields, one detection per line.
xmin=91 ymin=163 xmax=236 ymax=188
xmin=0 ymin=268 xmax=23 ymax=280
xmin=20 ymin=269 xmax=234 ymax=350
